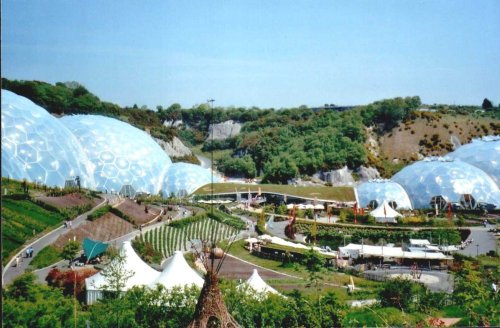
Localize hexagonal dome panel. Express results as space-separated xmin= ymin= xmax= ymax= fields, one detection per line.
xmin=356 ymin=179 xmax=413 ymax=210
xmin=392 ymin=157 xmax=499 ymax=209
xmin=162 ymin=162 xmax=220 ymax=197
xmin=60 ymin=114 xmax=171 ymax=195
xmin=1 ymin=90 xmax=94 ymax=188
xmin=448 ymin=136 xmax=499 ymax=187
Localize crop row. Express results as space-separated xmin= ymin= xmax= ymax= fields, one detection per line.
xmin=140 ymin=218 xmax=239 ymax=258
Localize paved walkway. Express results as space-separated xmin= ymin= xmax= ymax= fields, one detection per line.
xmin=458 ymin=225 xmax=498 ymax=256
xmin=2 ymin=194 xmax=120 ymax=286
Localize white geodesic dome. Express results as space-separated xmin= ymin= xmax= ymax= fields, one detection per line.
xmin=161 ymin=162 xmax=219 ymax=197
xmin=356 ymin=179 xmax=413 ymax=210
xmin=392 ymin=157 xmax=500 ymax=209
xmin=60 ymin=115 xmax=172 ymax=195
xmin=1 ymin=90 xmax=95 ymax=188
xmin=448 ymin=136 xmax=499 ymax=186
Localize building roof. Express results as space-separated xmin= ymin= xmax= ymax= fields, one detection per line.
xmin=339 ymin=243 xmax=451 ymax=260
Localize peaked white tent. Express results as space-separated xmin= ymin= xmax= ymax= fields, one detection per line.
xmin=370 ymin=200 xmax=402 ymax=223
xmin=85 ymin=241 xmax=160 ymax=304
xmin=150 ymin=251 xmax=204 ymax=289
xmin=238 ymin=269 xmax=279 ymax=297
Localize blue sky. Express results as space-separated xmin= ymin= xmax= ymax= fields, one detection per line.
xmin=2 ymin=1 xmax=499 ymax=109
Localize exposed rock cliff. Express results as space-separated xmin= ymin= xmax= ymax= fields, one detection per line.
xmin=153 ymin=136 xmax=192 ymax=158
xmin=322 ymin=166 xmax=355 ymax=186
xmin=207 ymin=120 xmax=242 ymax=141
xmin=356 ymin=166 xmax=381 ymax=181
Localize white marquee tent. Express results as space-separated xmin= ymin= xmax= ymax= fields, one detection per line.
xmin=150 ymin=251 xmax=204 ymax=289
xmin=85 ymin=241 xmax=160 ymax=304
xmin=238 ymin=269 xmax=279 ymax=297
xmin=370 ymin=200 xmax=403 ymax=223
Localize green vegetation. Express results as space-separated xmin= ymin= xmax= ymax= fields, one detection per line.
xmin=139 ymin=214 xmax=241 ymax=259
xmin=1 ymin=198 xmax=66 ymax=264
xmin=87 ymin=205 xmax=112 ymax=221
xmin=296 ymin=220 xmax=463 ymax=247
xmin=194 ymin=183 xmax=355 ymax=202
xmin=30 ymin=245 xmax=63 ymax=269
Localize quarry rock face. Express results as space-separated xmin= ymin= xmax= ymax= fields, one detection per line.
xmin=163 ymin=119 xmax=183 ymax=128
xmin=322 ymin=166 xmax=355 ymax=186
xmin=450 ymin=135 xmax=461 ymax=150
xmin=356 ymin=166 xmax=381 ymax=182
xmin=207 ymin=120 xmax=242 ymax=140
xmin=153 ymin=136 xmax=192 ymax=158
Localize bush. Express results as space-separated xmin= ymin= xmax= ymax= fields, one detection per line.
xmin=30 ymin=245 xmax=62 ymax=269
xmin=87 ymin=205 xmax=111 ymax=221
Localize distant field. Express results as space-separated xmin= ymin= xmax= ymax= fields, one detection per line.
xmin=194 ymin=183 xmax=355 ymax=202
xmin=1 ymin=198 xmax=66 ymax=264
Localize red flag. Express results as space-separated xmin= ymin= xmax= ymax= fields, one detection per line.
xmin=447 ymin=202 xmax=452 ymax=224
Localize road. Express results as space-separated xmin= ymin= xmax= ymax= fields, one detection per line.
xmin=457 ymin=225 xmax=498 ymax=257
xmin=2 ymin=193 xmax=120 ymax=286
xmin=196 ymin=154 xmax=211 ymax=169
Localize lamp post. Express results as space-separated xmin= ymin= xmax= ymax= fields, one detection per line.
xmin=207 ymin=98 xmax=215 ymax=212
xmin=476 ymin=244 xmax=479 ymax=257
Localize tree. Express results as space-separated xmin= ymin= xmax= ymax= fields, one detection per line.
xmin=482 ymin=98 xmax=493 ymax=110
xmin=99 ymin=248 xmax=134 ymax=298
xmin=303 ymin=248 xmax=325 ymax=286
xmin=61 ymin=240 xmax=80 ymax=267
xmin=378 ymin=277 xmax=425 ymax=311
xmin=262 ymin=155 xmax=299 ymax=184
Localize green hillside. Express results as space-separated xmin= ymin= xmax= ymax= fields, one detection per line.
xmin=3 ymin=78 xmax=499 ymax=182
xmin=1 ymin=197 xmax=65 ymax=264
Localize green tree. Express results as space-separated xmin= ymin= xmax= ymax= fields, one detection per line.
xmin=99 ymin=248 xmax=134 ymax=298
xmin=378 ymin=277 xmax=425 ymax=311
xmin=262 ymin=155 xmax=299 ymax=184
xmin=482 ymin=98 xmax=493 ymax=110
xmin=303 ymin=248 xmax=325 ymax=286
xmin=61 ymin=240 xmax=80 ymax=267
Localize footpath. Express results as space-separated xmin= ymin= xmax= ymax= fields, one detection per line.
xmin=2 ymin=194 xmax=119 ymax=286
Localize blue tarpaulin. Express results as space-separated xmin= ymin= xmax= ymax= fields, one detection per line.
xmin=82 ymin=238 xmax=109 ymax=260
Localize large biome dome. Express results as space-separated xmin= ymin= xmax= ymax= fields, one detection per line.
xmin=60 ymin=115 xmax=172 ymax=195
xmin=356 ymin=179 xmax=413 ymax=210
xmin=392 ymin=157 xmax=499 ymax=209
xmin=1 ymin=90 xmax=94 ymax=188
xmin=162 ymin=163 xmax=219 ymax=197
xmin=448 ymin=136 xmax=499 ymax=187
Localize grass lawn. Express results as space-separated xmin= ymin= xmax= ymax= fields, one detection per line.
xmin=194 ymin=183 xmax=355 ymax=202
xmin=30 ymin=245 xmax=63 ymax=269
xmin=224 ymin=239 xmax=380 ymax=301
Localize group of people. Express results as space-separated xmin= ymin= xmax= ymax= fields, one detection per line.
xmin=459 ymin=238 xmax=474 ymax=250
xmin=63 ymin=220 xmax=73 ymax=228
xmin=14 ymin=246 xmax=34 ymax=267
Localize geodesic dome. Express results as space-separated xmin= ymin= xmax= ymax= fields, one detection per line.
xmin=392 ymin=157 xmax=500 ymax=209
xmin=356 ymin=179 xmax=413 ymax=210
xmin=60 ymin=115 xmax=171 ymax=195
xmin=1 ymin=90 xmax=94 ymax=188
xmin=448 ymin=136 xmax=499 ymax=186
xmin=162 ymin=162 xmax=219 ymax=197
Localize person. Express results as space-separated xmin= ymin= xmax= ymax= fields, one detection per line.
xmin=25 ymin=248 xmax=30 ymax=258
xmin=29 ymin=246 xmax=33 ymax=258
xmin=15 ymin=256 xmax=20 ymax=267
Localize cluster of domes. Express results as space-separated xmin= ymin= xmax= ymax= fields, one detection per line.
xmin=356 ymin=137 xmax=499 ymax=210
xmin=1 ymin=90 xmax=216 ymax=197
xmin=392 ymin=156 xmax=499 ymax=209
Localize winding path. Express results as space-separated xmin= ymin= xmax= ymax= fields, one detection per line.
xmin=2 ymin=194 xmax=119 ymax=286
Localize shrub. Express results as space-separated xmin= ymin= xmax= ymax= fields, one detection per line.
xmin=87 ymin=205 xmax=111 ymax=221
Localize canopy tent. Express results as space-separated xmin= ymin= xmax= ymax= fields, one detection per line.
xmin=238 ymin=269 xmax=279 ymax=297
xmin=150 ymin=251 xmax=204 ymax=289
xmin=82 ymin=238 xmax=109 ymax=261
xmin=369 ymin=200 xmax=402 ymax=223
xmin=85 ymin=241 xmax=160 ymax=304
xmin=339 ymin=243 xmax=451 ymax=260
xmin=314 ymin=204 xmax=325 ymax=210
